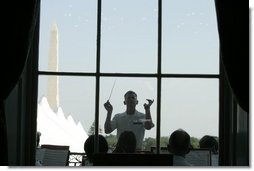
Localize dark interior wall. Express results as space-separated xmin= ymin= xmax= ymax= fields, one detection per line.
xmin=4 ymin=34 xmax=39 ymax=166
xmin=4 ymin=36 xmax=39 ymax=166
xmin=5 ymin=84 xmax=20 ymax=165
xmin=1 ymin=0 xmax=39 ymax=165
xmin=219 ymin=68 xmax=249 ymax=166
xmin=215 ymin=0 xmax=249 ymax=165
xmin=235 ymin=105 xmax=249 ymax=166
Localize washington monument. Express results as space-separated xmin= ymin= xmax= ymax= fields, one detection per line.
xmin=47 ymin=23 xmax=59 ymax=112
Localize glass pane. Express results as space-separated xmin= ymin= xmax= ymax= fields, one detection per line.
xmin=37 ymin=75 xmax=95 ymax=152
xmin=162 ymin=0 xmax=219 ymax=74
xmin=101 ymin=0 xmax=157 ymax=73
xmin=39 ymin=0 xmax=96 ymax=72
xmin=161 ymin=78 xmax=219 ymax=148
xmin=99 ymin=77 xmax=157 ymax=151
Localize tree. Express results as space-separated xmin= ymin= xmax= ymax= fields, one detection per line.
xmin=88 ymin=121 xmax=102 ymax=136
xmin=105 ymin=134 xmax=117 ymax=148
xmin=160 ymin=136 xmax=169 ymax=147
xmin=190 ymin=137 xmax=200 ymax=148
xmin=143 ymin=137 xmax=156 ymax=151
xmin=142 ymin=136 xmax=169 ymax=151
xmin=143 ymin=136 xmax=200 ymax=151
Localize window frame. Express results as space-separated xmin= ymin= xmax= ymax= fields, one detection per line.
xmin=37 ymin=0 xmax=220 ymax=154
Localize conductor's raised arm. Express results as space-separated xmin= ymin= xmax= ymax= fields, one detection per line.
xmin=104 ymin=100 xmax=113 ymax=134
xmin=144 ymin=99 xmax=154 ymax=130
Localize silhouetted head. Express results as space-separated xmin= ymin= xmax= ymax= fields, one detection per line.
xmin=84 ymin=135 xmax=108 ymax=162
xmin=199 ymin=135 xmax=218 ymax=154
xmin=124 ymin=91 xmax=138 ymax=112
xmin=114 ymin=131 xmax=136 ymax=153
xmin=167 ymin=129 xmax=191 ymax=157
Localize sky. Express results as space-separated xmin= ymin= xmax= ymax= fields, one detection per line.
xmin=37 ymin=0 xmax=219 ymax=143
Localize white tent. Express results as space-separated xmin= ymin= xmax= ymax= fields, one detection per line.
xmin=37 ymin=97 xmax=88 ymax=152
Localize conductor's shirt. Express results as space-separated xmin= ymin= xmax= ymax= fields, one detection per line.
xmin=111 ymin=110 xmax=154 ymax=150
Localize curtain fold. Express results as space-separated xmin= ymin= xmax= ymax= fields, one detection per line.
xmin=0 ymin=0 xmax=38 ymax=165
xmin=214 ymin=0 xmax=249 ymax=113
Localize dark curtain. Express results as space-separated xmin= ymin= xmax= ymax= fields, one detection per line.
xmin=0 ymin=0 xmax=38 ymax=165
xmin=214 ymin=0 xmax=249 ymax=113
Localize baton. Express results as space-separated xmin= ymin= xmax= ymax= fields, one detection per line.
xmin=108 ymin=79 xmax=117 ymax=101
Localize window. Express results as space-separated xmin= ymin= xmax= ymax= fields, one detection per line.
xmin=37 ymin=0 xmax=219 ymax=153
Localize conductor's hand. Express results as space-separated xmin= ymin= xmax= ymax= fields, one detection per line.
xmin=144 ymin=99 xmax=154 ymax=110
xmin=104 ymin=100 xmax=113 ymax=113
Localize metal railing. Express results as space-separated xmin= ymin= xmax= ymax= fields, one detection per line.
xmin=68 ymin=152 xmax=86 ymax=166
